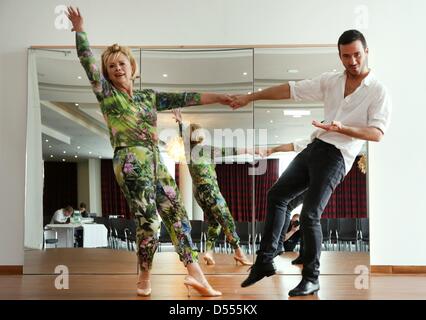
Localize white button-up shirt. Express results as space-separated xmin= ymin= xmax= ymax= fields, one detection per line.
xmin=289 ymin=71 xmax=392 ymax=174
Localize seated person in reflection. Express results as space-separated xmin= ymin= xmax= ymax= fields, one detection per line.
xmin=279 ymin=214 xmax=301 ymax=254
xmin=79 ymin=202 xmax=89 ymax=218
xmin=50 ymin=205 xmax=73 ymax=224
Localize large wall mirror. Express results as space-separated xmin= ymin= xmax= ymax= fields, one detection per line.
xmin=25 ymin=45 xmax=369 ymax=277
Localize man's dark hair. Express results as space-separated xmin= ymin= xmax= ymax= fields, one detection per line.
xmin=338 ymin=29 xmax=367 ymax=53
xmin=79 ymin=202 xmax=87 ymax=209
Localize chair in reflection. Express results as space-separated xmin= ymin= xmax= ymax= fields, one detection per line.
xmin=42 ymin=228 xmax=58 ymax=250
xmin=336 ymin=218 xmax=359 ymax=251
xmin=109 ymin=217 xmax=128 ymax=250
xmin=124 ymin=219 xmax=136 ymax=251
xmin=359 ymin=218 xmax=369 ymax=251
xmin=235 ymin=221 xmax=252 ymax=254
xmin=189 ymin=220 xmax=204 ymax=252
xmin=254 ymin=221 xmax=265 ymax=252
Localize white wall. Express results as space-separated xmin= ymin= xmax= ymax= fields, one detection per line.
xmin=1 ymin=0 xmax=425 ymax=266
xmin=77 ymin=160 xmax=90 ymax=211
xmin=88 ymin=159 xmax=102 ymax=216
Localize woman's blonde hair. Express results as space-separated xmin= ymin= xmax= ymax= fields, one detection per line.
xmin=190 ymin=123 xmax=204 ymax=144
xmin=101 ymin=44 xmax=139 ymax=81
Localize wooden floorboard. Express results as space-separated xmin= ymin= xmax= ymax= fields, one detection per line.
xmin=24 ymin=249 xmax=369 ymax=275
xmin=4 ymin=250 xmax=425 ymax=300
xmin=1 ymin=274 xmax=426 ymax=300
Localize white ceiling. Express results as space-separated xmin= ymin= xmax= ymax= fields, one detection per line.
xmin=34 ymin=46 xmax=359 ymax=162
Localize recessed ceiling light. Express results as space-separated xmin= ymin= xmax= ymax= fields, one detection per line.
xmin=50 ymin=155 xmax=54 ymax=158
xmin=162 ymin=74 xmax=168 ymax=77
xmin=270 ymin=120 xmax=274 ymax=123
xmin=74 ymin=155 xmax=78 ymax=158
xmin=275 ymin=135 xmax=279 ymax=138
xmin=266 ymin=110 xmax=270 ymax=113
xmin=258 ymin=88 xmax=262 ymax=91
xmin=45 ymin=139 xmax=49 ymax=142
xmin=287 ymin=69 xmax=299 ymax=74
xmin=89 ymin=151 xmax=92 ymax=154
xmin=49 ymin=145 xmax=52 ymax=148
xmin=63 ymin=151 xmax=66 ymax=154
xmin=99 ymin=156 xmax=102 ymax=159
xmin=77 ymin=146 xmax=81 ymax=149
xmin=77 ymin=76 xmax=82 ymax=79
xmin=248 ymin=92 xmax=252 ymax=94
xmin=75 ymin=103 xmax=79 ymax=106
xmin=333 ymin=69 xmax=337 ymax=72
xmin=243 ymin=72 xmax=248 ymax=76
xmin=62 ymin=159 xmax=66 ymax=162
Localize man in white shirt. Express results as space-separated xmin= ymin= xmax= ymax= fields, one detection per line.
xmin=50 ymin=205 xmax=74 ymax=224
xmin=233 ymin=30 xmax=391 ymax=296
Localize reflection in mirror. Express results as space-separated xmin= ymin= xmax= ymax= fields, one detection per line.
xmin=25 ymin=47 xmax=255 ymax=275
xmin=253 ymin=48 xmax=369 ymax=275
xmin=140 ymin=49 xmax=255 ymax=274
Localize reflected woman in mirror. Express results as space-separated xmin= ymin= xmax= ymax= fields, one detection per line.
xmin=171 ymin=109 xmax=253 ymax=267
xmin=67 ymin=6 xmax=233 ymax=297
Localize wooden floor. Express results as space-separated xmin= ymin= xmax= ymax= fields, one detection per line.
xmin=2 ymin=273 xmax=426 ymax=300
xmin=9 ymin=249 xmax=425 ymax=299
xmin=24 ymin=248 xmax=369 ymax=275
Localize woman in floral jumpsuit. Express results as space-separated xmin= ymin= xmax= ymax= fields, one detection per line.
xmin=67 ymin=6 xmax=230 ymax=296
xmin=172 ymin=109 xmax=253 ymax=266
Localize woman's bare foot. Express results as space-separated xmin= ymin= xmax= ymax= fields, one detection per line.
xmin=137 ymin=271 xmax=151 ymax=296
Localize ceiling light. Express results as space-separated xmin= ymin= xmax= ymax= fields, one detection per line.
xmin=77 ymin=146 xmax=81 ymax=149
xmin=258 ymin=88 xmax=262 ymax=91
xmin=77 ymin=76 xmax=82 ymax=79
xmin=63 ymin=151 xmax=66 ymax=154
xmin=266 ymin=110 xmax=270 ymax=113
xmin=62 ymin=159 xmax=66 ymax=162
xmin=243 ymin=72 xmax=248 ymax=76
xmin=74 ymin=155 xmax=78 ymax=158
xmin=247 ymin=92 xmax=252 ymax=94
xmin=75 ymin=103 xmax=79 ymax=106
xmin=275 ymin=135 xmax=279 ymax=138
xmin=50 ymin=155 xmax=54 ymax=158
xmin=284 ymin=110 xmax=311 ymax=117
xmin=45 ymin=139 xmax=49 ymax=142
xmin=287 ymin=69 xmax=299 ymax=74
xmin=49 ymin=145 xmax=52 ymax=148
xmin=89 ymin=151 xmax=92 ymax=154
xmin=270 ymin=120 xmax=273 ymax=123
xmin=162 ymin=74 xmax=168 ymax=78
xmin=99 ymin=156 xmax=102 ymax=159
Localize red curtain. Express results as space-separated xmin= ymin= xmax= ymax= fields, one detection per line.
xmin=43 ymin=162 xmax=77 ymax=225
xmin=101 ymin=160 xmax=131 ymax=218
xmin=322 ymin=156 xmax=367 ymax=218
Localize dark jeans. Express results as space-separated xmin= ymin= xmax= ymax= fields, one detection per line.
xmin=257 ymin=138 xmax=345 ymax=282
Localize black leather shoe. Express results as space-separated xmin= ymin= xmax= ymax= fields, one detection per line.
xmin=288 ymin=278 xmax=320 ymax=296
xmin=241 ymin=263 xmax=276 ymax=288
xmin=291 ymin=256 xmax=304 ymax=265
